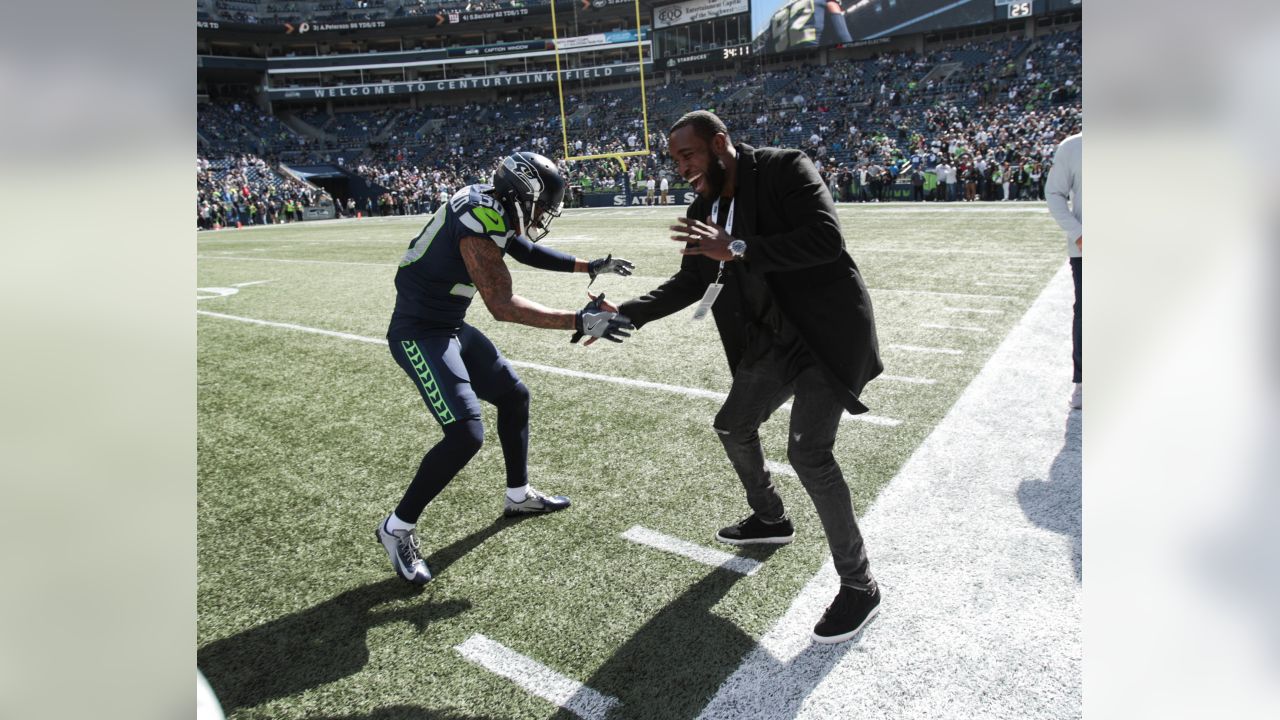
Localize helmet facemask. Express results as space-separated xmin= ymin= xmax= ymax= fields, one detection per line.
xmin=494 ymin=152 xmax=566 ymax=243
xmin=527 ymin=199 xmax=562 ymax=242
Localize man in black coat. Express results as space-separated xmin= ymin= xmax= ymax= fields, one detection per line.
xmin=617 ymin=111 xmax=883 ymax=644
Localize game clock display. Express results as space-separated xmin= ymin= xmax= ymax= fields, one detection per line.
xmin=721 ymin=43 xmax=752 ymax=60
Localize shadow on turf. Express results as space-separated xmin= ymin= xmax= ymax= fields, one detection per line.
xmin=199 ymin=516 xmax=529 ymax=715
xmin=428 ymin=514 xmax=530 ymax=576
xmin=1018 ymin=411 xmax=1082 ymax=581
xmin=548 ymin=544 xmax=854 ymax=720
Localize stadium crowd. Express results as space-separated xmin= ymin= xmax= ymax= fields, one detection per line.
xmin=197 ymin=28 xmax=1080 ymax=225
xmin=197 ymin=155 xmax=330 ymax=229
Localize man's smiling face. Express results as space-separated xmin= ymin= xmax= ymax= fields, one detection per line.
xmin=668 ymin=124 xmax=725 ymax=199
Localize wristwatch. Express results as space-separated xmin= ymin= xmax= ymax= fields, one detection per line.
xmin=728 ymin=239 xmax=747 ymax=260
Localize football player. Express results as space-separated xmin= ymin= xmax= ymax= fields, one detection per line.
xmin=377 ymin=151 xmax=635 ymax=584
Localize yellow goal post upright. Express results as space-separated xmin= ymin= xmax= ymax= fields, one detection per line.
xmin=547 ymin=0 xmax=652 ymax=172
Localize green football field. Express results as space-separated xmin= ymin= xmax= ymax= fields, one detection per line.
xmin=197 ymin=203 xmax=1066 ymax=720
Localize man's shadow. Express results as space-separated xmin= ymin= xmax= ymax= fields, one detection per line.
xmin=199 ymin=515 xmax=528 ymax=715
xmin=1018 ymin=411 xmax=1082 ymax=581
xmin=550 ymin=545 xmax=857 ymax=720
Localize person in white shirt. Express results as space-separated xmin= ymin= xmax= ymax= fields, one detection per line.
xmin=934 ymin=162 xmax=951 ymax=202
xmin=944 ymin=162 xmax=958 ymax=201
xmin=1045 ymin=133 xmax=1083 ymax=409
xmin=659 ymin=175 xmax=669 ymax=205
xmin=645 ymin=176 xmax=656 ymax=205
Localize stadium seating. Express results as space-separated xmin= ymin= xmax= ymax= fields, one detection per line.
xmin=197 ymin=27 xmax=1081 ymax=223
xmin=196 ymin=154 xmax=330 ymax=229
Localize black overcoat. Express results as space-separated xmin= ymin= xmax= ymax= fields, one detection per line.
xmin=619 ymin=143 xmax=883 ymax=415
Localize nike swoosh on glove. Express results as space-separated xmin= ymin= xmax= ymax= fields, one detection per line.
xmin=572 ymin=293 xmax=635 ymax=344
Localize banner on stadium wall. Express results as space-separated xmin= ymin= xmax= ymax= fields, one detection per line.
xmin=198 ymin=55 xmax=268 ymax=70
xmin=268 ymin=61 xmax=655 ymax=100
xmin=262 ymin=30 xmax=647 ymax=72
xmin=198 ymin=0 xmax=641 ymax=36
xmin=446 ymin=40 xmax=552 ymax=58
xmin=652 ymin=0 xmax=749 ymax=30
xmin=303 ymin=204 xmax=337 ymax=220
xmin=579 ymin=191 xmax=695 ymax=207
xmin=555 ymin=28 xmax=647 ymax=50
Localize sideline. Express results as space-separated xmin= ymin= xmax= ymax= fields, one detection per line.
xmin=698 ymin=264 xmax=1080 ymax=719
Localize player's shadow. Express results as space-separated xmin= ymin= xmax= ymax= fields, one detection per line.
xmin=430 ymin=514 xmax=531 ymax=576
xmin=551 ymin=545 xmax=856 ymax=720
xmin=1018 ymin=411 xmax=1083 ymax=581
xmin=199 ymin=516 xmax=527 ymax=714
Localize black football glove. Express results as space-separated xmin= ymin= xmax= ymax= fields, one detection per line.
xmin=571 ymin=293 xmax=634 ymax=344
xmin=587 ymin=254 xmax=636 ymax=287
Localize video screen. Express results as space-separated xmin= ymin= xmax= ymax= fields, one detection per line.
xmin=839 ymin=0 xmax=994 ymax=43
xmin=766 ymin=0 xmax=997 ymax=52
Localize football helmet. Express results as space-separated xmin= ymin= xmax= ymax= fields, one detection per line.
xmin=491 ymin=151 xmax=565 ymax=241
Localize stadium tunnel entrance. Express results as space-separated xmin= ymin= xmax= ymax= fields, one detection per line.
xmin=285 ymin=164 xmax=382 ymax=218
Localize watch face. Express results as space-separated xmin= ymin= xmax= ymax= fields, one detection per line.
xmin=729 ymin=240 xmax=746 ymax=256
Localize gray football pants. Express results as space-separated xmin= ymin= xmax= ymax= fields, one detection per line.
xmin=713 ymin=352 xmax=875 ymax=589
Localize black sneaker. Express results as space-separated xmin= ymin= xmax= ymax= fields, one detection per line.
xmin=715 ymin=513 xmax=795 ymax=546
xmin=812 ymin=584 xmax=881 ymax=644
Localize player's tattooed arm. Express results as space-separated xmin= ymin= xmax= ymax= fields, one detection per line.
xmin=460 ymin=235 xmax=576 ymax=330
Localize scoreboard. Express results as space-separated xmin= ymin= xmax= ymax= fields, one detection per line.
xmin=651 ymin=0 xmax=752 ymax=63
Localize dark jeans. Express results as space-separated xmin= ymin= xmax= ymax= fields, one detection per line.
xmin=713 ymin=350 xmax=874 ymax=589
xmin=1071 ymin=257 xmax=1082 ymax=383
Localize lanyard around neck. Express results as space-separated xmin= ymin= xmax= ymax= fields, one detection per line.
xmin=709 ymin=196 xmax=735 ymax=236
xmin=708 ymin=196 xmax=736 ymax=284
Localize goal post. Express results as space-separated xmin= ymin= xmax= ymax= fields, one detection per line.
xmin=547 ymin=0 xmax=652 ymax=165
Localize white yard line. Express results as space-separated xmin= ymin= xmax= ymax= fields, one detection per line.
xmin=545 ymin=204 xmax=1043 ymax=214
xmin=197 ymin=311 xmax=377 ymax=344
xmin=621 ymin=526 xmax=762 ymax=576
xmin=230 ymin=280 xmax=273 ymax=287
xmin=454 ymin=634 xmax=620 ymax=720
xmin=920 ymin=323 xmax=988 ymax=333
xmin=888 ymin=344 xmax=964 ymax=355
xmin=975 ymin=281 xmax=1029 ymax=288
xmin=698 ymin=264 xmax=1080 ymax=720
xmin=944 ymin=306 xmax=1003 ymax=315
xmin=198 ymin=255 xmax=394 ymax=268
xmin=197 ymin=255 xmax=1028 ymax=301
xmin=869 ymin=287 xmax=1017 ymax=300
xmin=503 ymin=358 xmax=730 ymax=402
xmin=878 ymin=374 xmax=935 ymax=385
xmin=766 ymin=461 xmax=797 ymax=477
xmin=836 ymin=204 xmax=1049 ymax=213
xmin=857 ymin=247 xmax=1045 ymax=257
xmin=195 ymin=311 xmax=901 ymax=426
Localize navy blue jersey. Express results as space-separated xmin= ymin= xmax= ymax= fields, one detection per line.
xmin=388 ymin=184 xmax=515 ymax=339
